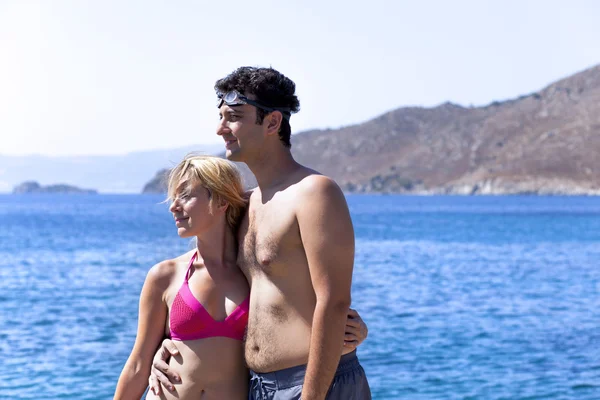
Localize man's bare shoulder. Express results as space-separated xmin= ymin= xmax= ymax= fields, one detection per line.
xmin=294 ymin=172 xmax=344 ymax=200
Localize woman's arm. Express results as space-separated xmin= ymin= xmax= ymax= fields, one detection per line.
xmin=114 ymin=261 xmax=173 ymax=400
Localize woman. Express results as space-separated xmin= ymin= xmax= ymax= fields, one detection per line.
xmin=115 ymin=155 xmax=367 ymax=400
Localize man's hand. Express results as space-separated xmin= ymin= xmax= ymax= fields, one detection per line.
xmin=343 ymin=308 xmax=368 ymax=350
xmin=148 ymin=339 xmax=181 ymax=395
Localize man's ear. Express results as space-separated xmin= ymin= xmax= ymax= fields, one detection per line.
xmin=265 ymin=111 xmax=283 ymax=137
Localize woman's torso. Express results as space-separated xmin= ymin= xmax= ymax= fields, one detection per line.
xmin=146 ymin=337 xmax=248 ymax=400
xmin=147 ymin=250 xmax=250 ymax=400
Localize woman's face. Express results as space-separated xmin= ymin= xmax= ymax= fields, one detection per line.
xmin=169 ymin=180 xmax=219 ymax=238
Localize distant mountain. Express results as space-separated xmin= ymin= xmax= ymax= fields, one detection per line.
xmin=0 ymin=144 xmax=224 ymax=194
xmin=288 ymin=64 xmax=600 ymax=195
xmin=13 ymin=181 xmax=97 ymax=194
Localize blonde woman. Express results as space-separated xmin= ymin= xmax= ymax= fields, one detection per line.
xmin=114 ymin=155 xmax=367 ymax=400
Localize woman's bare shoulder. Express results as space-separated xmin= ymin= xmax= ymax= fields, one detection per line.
xmin=147 ymin=250 xmax=196 ymax=289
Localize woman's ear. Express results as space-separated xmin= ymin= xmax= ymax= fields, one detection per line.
xmin=217 ymin=199 xmax=229 ymax=213
xmin=208 ymin=197 xmax=228 ymax=215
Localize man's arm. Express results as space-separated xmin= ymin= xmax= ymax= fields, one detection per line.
xmin=114 ymin=262 xmax=171 ymax=399
xmin=297 ymin=175 xmax=355 ymax=400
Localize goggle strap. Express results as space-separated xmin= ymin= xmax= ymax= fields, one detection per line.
xmin=217 ymin=91 xmax=292 ymax=119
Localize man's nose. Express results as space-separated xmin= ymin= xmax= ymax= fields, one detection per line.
xmin=216 ymin=118 xmax=229 ymax=136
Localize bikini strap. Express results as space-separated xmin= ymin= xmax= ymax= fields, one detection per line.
xmin=184 ymin=252 xmax=198 ymax=283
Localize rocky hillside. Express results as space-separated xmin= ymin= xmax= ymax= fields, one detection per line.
xmin=290 ymin=64 xmax=600 ymax=194
xmin=143 ymin=64 xmax=600 ymax=195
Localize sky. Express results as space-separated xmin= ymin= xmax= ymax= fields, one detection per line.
xmin=0 ymin=0 xmax=599 ymax=156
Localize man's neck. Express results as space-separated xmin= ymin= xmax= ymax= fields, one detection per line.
xmin=246 ymin=147 xmax=301 ymax=191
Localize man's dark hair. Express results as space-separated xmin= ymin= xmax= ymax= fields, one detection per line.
xmin=215 ymin=67 xmax=300 ymax=148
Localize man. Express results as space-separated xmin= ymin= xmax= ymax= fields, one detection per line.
xmin=151 ymin=67 xmax=371 ymax=399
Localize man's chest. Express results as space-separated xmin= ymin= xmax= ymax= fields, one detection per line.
xmin=237 ymin=200 xmax=300 ymax=275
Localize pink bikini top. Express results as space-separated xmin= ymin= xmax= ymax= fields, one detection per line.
xmin=169 ymin=253 xmax=249 ymax=341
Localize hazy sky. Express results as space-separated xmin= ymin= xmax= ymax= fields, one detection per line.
xmin=1 ymin=0 xmax=599 ymax=156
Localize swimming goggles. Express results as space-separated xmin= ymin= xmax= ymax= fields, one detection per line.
xmin=216 ymin=91 xmax=291 ymax=119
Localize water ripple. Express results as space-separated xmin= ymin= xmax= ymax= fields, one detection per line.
xmin=1 ymin=194 xmax=599 ymax=399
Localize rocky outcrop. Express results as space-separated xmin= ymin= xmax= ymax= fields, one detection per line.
xmin=13 ymin=181 xmax=97 ymax=194
xmin=142 ymin=169 xmax=170 ymax=194
xmin=142 ymin=164 xmax=257 ymax=194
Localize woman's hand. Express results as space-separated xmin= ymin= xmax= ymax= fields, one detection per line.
xmin=343 ymin=308 xmax=368 ymax=350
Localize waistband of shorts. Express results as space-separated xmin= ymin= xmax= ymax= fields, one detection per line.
xmin=249 ymin=350 xmax=360 ymax=390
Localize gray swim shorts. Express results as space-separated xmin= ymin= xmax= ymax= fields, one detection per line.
xmin=248 ymin=350 xmax=371 ymax=400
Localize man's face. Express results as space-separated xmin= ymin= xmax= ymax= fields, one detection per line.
xmin=216 ymin=101 xmax=265 ymax=162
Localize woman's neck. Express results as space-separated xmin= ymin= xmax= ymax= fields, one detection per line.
xmin=195 ymin=220 xmax=237 ymax=269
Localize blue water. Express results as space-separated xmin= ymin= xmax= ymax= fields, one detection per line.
xmin=1 ymin=194 xmax=599 ymax=399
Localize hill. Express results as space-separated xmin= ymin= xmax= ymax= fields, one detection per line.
xmin=289 ymin=64 xmax=600 ymax=194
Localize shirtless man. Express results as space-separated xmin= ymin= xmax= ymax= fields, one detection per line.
xmin=152 ymin=67 xmax=371 ymax=399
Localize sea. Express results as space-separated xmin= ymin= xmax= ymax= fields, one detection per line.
xmin=0 ymin=194 xmax=599 ymax=400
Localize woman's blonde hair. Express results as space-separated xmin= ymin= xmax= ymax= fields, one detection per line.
xmin=166 ymin=154 xmax=247 ymax=230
